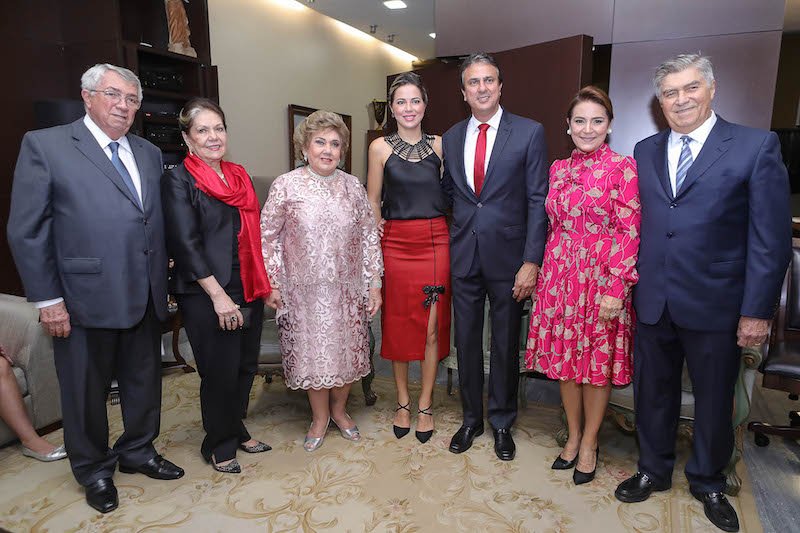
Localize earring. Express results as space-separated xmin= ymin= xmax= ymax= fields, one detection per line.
xmin=607 ymin=128 xmax=613 ymax=134
xmin=303 ymin=153 xmax=308 ymax=163
xmin=566 ymin=128 xmax=572 ymax=135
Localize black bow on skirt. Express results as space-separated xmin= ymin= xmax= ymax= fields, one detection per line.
xmin=422 ymin=285 xmax=446 ymax=309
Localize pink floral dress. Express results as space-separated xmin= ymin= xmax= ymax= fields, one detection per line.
xmin=526 ymin=144 xmax=640 ymax=386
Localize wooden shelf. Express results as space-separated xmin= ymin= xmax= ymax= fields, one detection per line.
xmin=143 ymin=114 xmax=180 ymax=125
xmin=143 ymin=87 xmax=201 ymax=101
xmin=133 ymin=43 xmax=203 ymax=65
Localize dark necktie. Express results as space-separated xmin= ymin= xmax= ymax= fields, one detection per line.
xmin=675 ymin=135 xmax=693 ymax=193
xmin=474 ymin=123 xmax=490 ymax=196
xmin=108 ymin=141 xmax=141 ymax=208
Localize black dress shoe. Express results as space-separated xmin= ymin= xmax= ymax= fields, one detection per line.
xmin=573 ymin=447 xmax=599 ymax=485
xmin=492 ymin=428 xmax=515 ymax=461
xmin=119 ymin=454 xmax=184 ymax=480
xmin=448 ymin=424 xmax=484 ymax=454
xmin=690 ymin=489 xmax=740 ymax=532
xmin=85 ymin=478 xmax=118 ymax=514
xmin=615 ymin=472 xmax=671 ymax=503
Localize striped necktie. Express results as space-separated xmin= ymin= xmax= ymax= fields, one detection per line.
xmin=675 ymin=135 xmax=693 ymax=194
xmin=108 ymin=141 xmax=142 ymax=208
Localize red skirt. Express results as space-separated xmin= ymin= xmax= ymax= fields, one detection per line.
xmin=381 ymin=217 xmax=451 ymax=361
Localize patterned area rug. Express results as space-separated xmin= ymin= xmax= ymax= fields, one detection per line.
xmin=0 ymin=372 xmax=762 ymax=532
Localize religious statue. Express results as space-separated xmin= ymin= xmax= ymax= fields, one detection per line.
xmin=165 ymin=0 xmax=197 ymax=58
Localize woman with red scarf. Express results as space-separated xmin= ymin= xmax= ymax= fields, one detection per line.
xmin=162 ymin=98 xmax=272 ymax=474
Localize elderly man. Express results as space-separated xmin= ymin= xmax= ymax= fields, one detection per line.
xmin=7 ymin=63 xmax=183 ymax=514
xmin=614 ymin=54 xmax=791 ymax=532
xmin=442 ymin=52 xmax=548 ymax=461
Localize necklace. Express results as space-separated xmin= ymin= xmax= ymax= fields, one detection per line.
xmin=385 ymin=132 xmax=435 ymax=162
xmin=305 ymin=166 xmax=336 ymax=181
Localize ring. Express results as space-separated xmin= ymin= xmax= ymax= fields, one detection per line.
xmin=231 ymin=316 xmax=238 ymax=322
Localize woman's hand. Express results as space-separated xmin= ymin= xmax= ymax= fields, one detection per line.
xmin=367 ymin=287 xmax=382 ymax=318
xmin=377 ymin=218 xmax=386 ymax=238
xmin=598 ymin=295 xmax=623 ymax=322
xmin=265 ymin=288 xmax=283 ymax=310
xmin=211 ymin=292 xmax=243 ymax=330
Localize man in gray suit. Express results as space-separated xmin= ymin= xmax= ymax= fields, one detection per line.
xmin=7 ymin=63 xmax=183 ymax=514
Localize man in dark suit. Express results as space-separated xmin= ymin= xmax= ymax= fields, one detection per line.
xmin=614 ymin=54 xmax=791 ymax=532
xmin=442 ymin=52 xmax=549 ymax=461
xmin=7 ymin=63 xmax=184 ymax=514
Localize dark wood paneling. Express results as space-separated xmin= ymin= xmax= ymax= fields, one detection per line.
xmin=772 ymin=34 xmax=800 ymax=129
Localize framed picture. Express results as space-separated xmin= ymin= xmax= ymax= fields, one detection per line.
xmin=288 ymin=104 xmax=353 ymax=173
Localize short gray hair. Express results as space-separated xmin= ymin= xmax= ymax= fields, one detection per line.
xmin=81 ymin=63 xmax=143 ymax=102
xmin=459 ymin=52 xmax=502 ymax=88
xmin=653 ymin=54 xmax=714 ymax=100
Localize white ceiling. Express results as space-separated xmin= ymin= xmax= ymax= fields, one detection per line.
xmin=302 ymin=0 xmax=800 ymax=62
xmin=302 ymin=0 xmax=436 ymax=60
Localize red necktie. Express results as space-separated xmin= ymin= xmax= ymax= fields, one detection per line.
xmin=474 ymin=123 xmax=490 ymax=196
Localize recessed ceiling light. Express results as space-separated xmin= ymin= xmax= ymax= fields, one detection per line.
xmin=383 ymin=1 xmax=407 ymax=9
xmin=429 ymin=33 xmax=436 ymax=39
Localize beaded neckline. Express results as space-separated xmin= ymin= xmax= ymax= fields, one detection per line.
xmin=385 ymin=132 xmax=435 ymax=162
xmin=305 ymin=166 xmax=337 ymax=181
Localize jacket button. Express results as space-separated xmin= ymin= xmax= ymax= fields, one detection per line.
xmin=471 ymin=230 xmax=476 ymax=235
xmin=669 ymin=202 xmax=676 ymax=209
xmin=477 ymin=202 xmax=483 ymax=208
xmin=144 ymin=250 xmax=149 ymax=255
xmin=666 ymin=232 xmax=674 ymax=238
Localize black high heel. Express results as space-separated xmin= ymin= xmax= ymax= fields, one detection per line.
xmin=415 ymin=405 xmax=434 ymax=443
xmin=393 ymin=402 xmax=411 ymax=439
xmin=573 ymin=447 xmax=599 ymax=485
xmin=551 ymin=452 xmax=578 ymax=470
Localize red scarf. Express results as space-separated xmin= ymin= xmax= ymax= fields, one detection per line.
xmin=184 ymin=154 xmax=271 ymax=302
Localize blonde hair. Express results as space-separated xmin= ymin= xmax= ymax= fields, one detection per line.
xmin=293 ymin=110 xmax=350 ymax=160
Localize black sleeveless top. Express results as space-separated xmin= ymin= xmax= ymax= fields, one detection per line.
xmin=381 ymin=134 xmax=446 ymax=220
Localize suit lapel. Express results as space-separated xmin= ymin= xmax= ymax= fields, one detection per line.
xmin=71 ymin=119 xmax=143 ymax=211
xmin=676 ymin=117 xmax=731 ymax=197
xmin=652 ymin=129 xmax=673 ymax=200
xmin=450 ymin=119 xmax=475 ymax=201
xmin=482 ymin=112 xmax=511 ymax=197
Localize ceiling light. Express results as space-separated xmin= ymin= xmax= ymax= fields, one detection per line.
xmin=386 ymin=33 xmax=396 ymax=43
xmin=383 ymin=1 xmax=407 ymax=9
xmin=429 ymin=33 xmax=436 ymax=39
xmin=369 ymin=25 xmax=378 ymax=34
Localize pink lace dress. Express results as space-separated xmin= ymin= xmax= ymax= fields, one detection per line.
xmin=260 ymin=168 xmax=383 ymax=390
xmin=526 ymin=144 xmax=640 ymax=386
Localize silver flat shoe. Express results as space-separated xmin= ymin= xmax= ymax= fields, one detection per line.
xmin=239 ymin=440 xmax=272 ymax=453
xmin=332 ymin=417 xmax=361 ymax=441
xmin=303 ymin=418 xmax=330 ymax=452
xmin=22 ymin=444 xmax=67 ymax=462
xmin=211 ymin=457 xmax=241 ymax=474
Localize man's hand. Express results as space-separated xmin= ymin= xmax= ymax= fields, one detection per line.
xmin=40 ymin=301 xmax=71 ymax=338
xmin=737 ymin=316 xmax=771 ymax=347
xmin=598 ymin=295 xmax=623 ymax=321
xmin=512 ymin=262 xmax=539 ymax=302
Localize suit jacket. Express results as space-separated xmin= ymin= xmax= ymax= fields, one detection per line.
xmin=161 ymin=162 xmax=240 ymax=294
xmin=7 ymin=118 xmax=168 ymax=328
xmin=442 ymin=110 xmax=549 ymax=279
xmin=633 ymin=116 xmax=792 ymax=331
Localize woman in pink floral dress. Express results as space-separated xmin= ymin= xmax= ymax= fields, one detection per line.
xmin=526 ymin=86 xmax=640 ymax=485
xmin=261 ymin=111 xmax=383 ymax=452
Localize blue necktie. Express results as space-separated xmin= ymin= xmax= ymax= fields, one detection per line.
xmin=108 ymin=141 xmax=141 ymax=208
xmin=675 ymin=135 xmax=693 ymax=194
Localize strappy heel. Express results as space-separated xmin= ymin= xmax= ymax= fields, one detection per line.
xmin=393 ymin=402 xmax=411 ymax=439
xmin=415 ymin=405 xmax=434 ymax=443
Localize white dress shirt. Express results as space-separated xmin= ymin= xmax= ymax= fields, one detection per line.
xmin=667 ymin=111 xmax=717 ymax=196
xmin=463 ymin=107 xmax=503 ymax=192
xmin=35 ymin=116 xmax=144 ymax=310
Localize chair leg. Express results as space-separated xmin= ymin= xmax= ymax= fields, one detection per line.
xmin=362 ymin=324 xmax=378 ymax=406
xmin=723 ymin=426 xmax=744 ymax=496
xmin=447 ymin=368 xmax=453 ymax=396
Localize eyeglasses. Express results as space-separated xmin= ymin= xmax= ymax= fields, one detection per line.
xmin=89 ymin=88 xmax=141 ymax=109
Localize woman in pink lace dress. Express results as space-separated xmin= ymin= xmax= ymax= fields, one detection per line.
xmin=526 ymin=86 xmax=640 ymax=485
xmin=261 ymin=111 xmax=383 ymax=452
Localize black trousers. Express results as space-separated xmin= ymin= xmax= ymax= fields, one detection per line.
xmin=53 ymin=297 xmax=162 ymax=486
xmin=634 ymin=304 xmax=740 ymax=493
xmin=452 ymin=252 xmax=524 ymax=430
xmin=177 ymin=291 xmax=264 ymax=462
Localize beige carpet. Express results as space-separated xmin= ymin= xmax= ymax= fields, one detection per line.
xmin=0 ymin=372 xmax=762 ymax=532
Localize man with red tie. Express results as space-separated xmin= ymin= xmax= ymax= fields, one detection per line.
xmin=442 ymin=52 xmax=549 ymax=461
